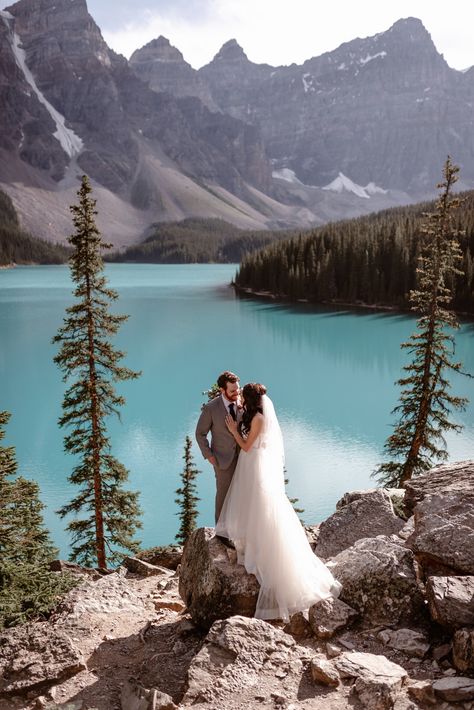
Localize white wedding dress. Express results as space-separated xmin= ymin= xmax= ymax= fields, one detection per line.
xmin=216 ymin=395 xmax=341 ymax=621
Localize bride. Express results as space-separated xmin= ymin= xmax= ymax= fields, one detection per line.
xmin=216 ymin=382 xmax=341 ymax=622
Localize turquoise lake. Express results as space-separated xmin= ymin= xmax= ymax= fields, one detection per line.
xmin=1 ymin=263 xmax=473 ymax=557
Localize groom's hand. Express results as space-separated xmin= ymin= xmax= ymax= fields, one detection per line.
xmin=208 ymin=455 xmax=217 ymax=466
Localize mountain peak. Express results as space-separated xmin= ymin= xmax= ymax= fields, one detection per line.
xmin=130 ymin=35 xmax=185 ymax=65
xmin=386 ymin=17 xmax=434 ymax=43
xmin=213 ymin=39 xmax=248 ymax=62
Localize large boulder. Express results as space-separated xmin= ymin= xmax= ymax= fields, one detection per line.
xmin=178 ymin=528 xmax=259 ymax=628
xmin=314 ymin=489 xmax=404 ymax=560
xmin=426 ymin=576 xmax=474 ymax=628
xmin=0 ymin=623 xmax=85 ymax=696
xmin=404 ymin=460 xmax=474 ymax=514
xmin=406 ymin=492 xmax=474 ymax=576
xmin=329 ymin=535 xmax=424 ymax=625
xmin=334 ymin=651 xmax=408 ymax=710
xmin=183 ymin=615 xmax=299 ymax=704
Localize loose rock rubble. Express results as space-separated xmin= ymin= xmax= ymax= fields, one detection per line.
xmin=1 ymin=459 xmax=473 ymax=710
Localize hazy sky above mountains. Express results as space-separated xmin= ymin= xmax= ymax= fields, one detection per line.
xmin=84 ymin=0 xmax=473 ymax=70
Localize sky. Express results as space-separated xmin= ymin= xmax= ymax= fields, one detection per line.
xmin=81 ymin=0 xmax=474 ymax=70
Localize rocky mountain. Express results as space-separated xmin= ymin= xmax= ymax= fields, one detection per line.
xmin=1 ymin=0 xmax=473 ymax=246
xmin=0 ymin=0 xmax=289 ymax=244
xmin=196 ymin=19 xmax=474 ymax=192
xmin=129 ymin=36 xmax=217 ymax=111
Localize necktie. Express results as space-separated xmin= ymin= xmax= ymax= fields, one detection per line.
xmin=229 ymin=403 xmax=236 ymax=421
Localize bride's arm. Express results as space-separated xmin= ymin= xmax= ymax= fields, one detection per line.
xmin=225 ymin=412 xmax=263 ymax=452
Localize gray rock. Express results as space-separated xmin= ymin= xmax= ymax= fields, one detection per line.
xmin=407 ymin=492 xmax=474 ymax=576
xmin=315 ymin=489 xmax=404 ymax=559
xmin=453 ymin=628 xmax=474 ymax=674
xmin=432 ymin=677 xmax=474 ymax=702
xmin=136 ymin=545 xmax=182 ymax=571
xmin=283 ymin=612 xmax=312 ymax=637
xmin=432 ymin=643 xmax=453 ymax=662
xmin=404 ymin=461 xmax=474 ymax=514
xmin=53 ymin=569 xmax=149 ymax=618
xmin=426 ymin=576 xmax=474 ymax=628
xmin=122 ymin=557 xmax=168 ymax=577
xmin=326 ymin=642 xmax=342 ymax=658
xmin=0 ymin=623 xmax=85 ymax=696
xmin=308 ymin=597 xmax=358 ymax=639
xmin=48 ymin=560 xmax=100 ymax=579
xmin=178 ymin=527 xmax=260 ymax=628
xmin=329 ymin=535 xmax=424 ymax=624
xmin=121 ymin=680 xmax=177 ymax=710
xmin=304 ymin=524 xmax=320 ymax=550
xmin=183 ymin=615 xmax=297 ymax=704
xmin=310 ymin=655 xmax=340 ymax=687
xmin=377 ymin=628 xmax=430 ymax=658
xmin=335 ymin=651 xmax=407 ymax=709
xmin=397 ymin=516 xmax=415 ymax=541
xmin=406 ymin=678 xmax=437 ymax=705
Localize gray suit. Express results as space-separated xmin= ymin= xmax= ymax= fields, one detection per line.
xmin=195 ymin=395 xmax=240 ymax=523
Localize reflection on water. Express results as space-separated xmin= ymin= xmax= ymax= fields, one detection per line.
xmin=1 ymin=264 xmax=473 ymax=555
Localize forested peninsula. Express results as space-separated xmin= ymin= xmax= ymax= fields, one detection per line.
xmin=235 ymin=191 xmax=474 ymax=315
xmin=0 ymin=191 xmax=69 ymax=266
xmin=108 ymin=218 xmax=296 ymax=264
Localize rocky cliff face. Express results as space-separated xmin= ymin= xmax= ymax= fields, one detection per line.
xmin=130 ymin=36 xmax=217 ymax=111
xmin=0 ymin=0 xmax=276 ymax=241
xmin=198 ymin=18 xmax=474 ymax=191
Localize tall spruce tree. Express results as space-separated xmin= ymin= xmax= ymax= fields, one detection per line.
xmin=0 ymin=411 xmax=75 ymax=628
xmin=175 ymin=436 xmax=200 ymax=545
xmin=53 ymin=175 xmax=142 ymax=568
xmin=374 ymin=157 xmax=468 ymax=487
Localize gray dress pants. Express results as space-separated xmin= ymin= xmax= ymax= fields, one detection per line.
xmin=214 ymin=452 xmax=239 ymax=523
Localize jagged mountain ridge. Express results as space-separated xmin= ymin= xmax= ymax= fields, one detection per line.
xmin=135 ymin=18 xmax=474 ymax=192
xmin=0 ymin=0 xmax=294 ymax=244
xmin=1 ymin=0 xmax=472 ymax=245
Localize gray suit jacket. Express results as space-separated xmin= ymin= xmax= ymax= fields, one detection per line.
xmin=195 ymin=396 xmax=240 ymax=470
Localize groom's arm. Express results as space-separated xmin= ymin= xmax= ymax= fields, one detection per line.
xmin=195 ymin=404 xmax=215 ymax=463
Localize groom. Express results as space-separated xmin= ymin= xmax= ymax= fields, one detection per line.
xmin=195 ymin=371 xmax=241 ymax=538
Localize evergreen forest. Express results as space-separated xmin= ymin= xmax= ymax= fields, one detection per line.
xmin=0 ymin=190 xmax=70 ymax=266
xmin=108 ymin=218 xmax=296 ymax=264
xmin=235 ymin=192 xmax=474 ymax=315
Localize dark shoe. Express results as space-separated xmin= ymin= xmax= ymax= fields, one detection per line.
xmin=215 ymin=534 xmax=235 ymax=549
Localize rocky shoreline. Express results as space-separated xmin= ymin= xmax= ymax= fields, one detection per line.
xmin=1 ymin=460 xmax=473 ymax=710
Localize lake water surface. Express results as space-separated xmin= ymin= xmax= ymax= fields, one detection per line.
xmin=1 ymin=264 xmax=473 ymax=557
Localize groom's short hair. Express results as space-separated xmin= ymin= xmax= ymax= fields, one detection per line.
xmin=217 ymin=371 xmax=239 ymax=389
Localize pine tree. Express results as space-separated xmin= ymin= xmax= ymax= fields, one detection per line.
xmin=0 ymin=411 xmax=75 ymax=628
xmin=374 ymin=157 xmax=469 ymax=487
xmin=175 ymin=436 xmax=200 ymax=545
xmin=53 ymin=175 xmax=142 ymax=568
xmin=284 ymin=467 xmax=304 ymax=522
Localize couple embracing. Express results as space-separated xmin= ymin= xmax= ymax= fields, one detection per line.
xmin=196 ymin=371 xmax=341 ymax=622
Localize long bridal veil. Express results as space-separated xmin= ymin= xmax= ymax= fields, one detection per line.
xmin=217 ymin=394 xmax=341 ymax=621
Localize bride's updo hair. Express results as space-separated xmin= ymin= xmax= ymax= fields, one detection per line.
xmin=240 ymin=382 xmax=267 ymax=435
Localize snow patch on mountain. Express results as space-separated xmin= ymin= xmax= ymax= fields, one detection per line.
xmin=359 ymin=51 xmax=387 ymax=65
xmin=302 ymin=73 xmax=315 ymax=93
xmin=272 ymin=168 xmax=305 ymax=184
xmin=323 ymin=173 xmax=387 ymax=198
xmin=1 ymin=10 xmax=83 ymax=158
